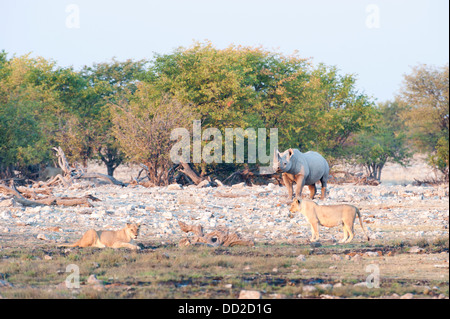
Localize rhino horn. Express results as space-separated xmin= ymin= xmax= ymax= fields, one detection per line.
xmin=272 ymin=148 xmax=280 ymax=170
xmin=273 ymin=148 xmax=280 ymax=161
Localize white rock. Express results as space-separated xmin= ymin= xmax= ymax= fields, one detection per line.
xmin=0 ymin=198 xmax=16 ymax=207
xmin=409 ymin=246 xmax=425 ymax=254
xmin=87 ymin=274 xmax=103 ymax=285
xmin=0 ymin=211 xmax=12 ymax=219
xmin=365 ymin=252 xmax=380 ymax=257
xmin=167 ymin=184 xmax=182 ymax=190
xmin=162 ymin=212 xmax=173 ymax=220
xmin=37 ymin=233 xmax=49 ymax=240
xmin=238 ymin=290 xmax=262 ymax=299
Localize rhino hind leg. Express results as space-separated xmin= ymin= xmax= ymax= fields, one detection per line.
xmin=308 ymin=184 xmax=316 ymax=199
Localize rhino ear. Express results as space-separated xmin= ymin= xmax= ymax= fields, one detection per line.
xmin=288 ymin=148 xmax=294 ymax=158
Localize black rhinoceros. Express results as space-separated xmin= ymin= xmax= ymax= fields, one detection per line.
xmin=273 ymin=148 xmax=329 ymax=200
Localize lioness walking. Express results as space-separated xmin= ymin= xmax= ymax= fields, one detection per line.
xmin=289 ymin=199 xmax=370 ymax=243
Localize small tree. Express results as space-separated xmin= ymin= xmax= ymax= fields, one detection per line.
xmin=399 ymin=63 xmax=449 ymax=180
xmin=81 ymin=58 xmax=148 ymax=176
xmin=112 ymin=86 xmax=194 ymax=186
xmin=352 ymin=101 xmax=412 ymax=181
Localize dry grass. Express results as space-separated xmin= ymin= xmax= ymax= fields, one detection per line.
xmin=0 ymin=238 xmax=448 ymax=299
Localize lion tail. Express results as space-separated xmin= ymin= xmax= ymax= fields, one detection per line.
xmin=58 ymin=239 xmax=81 ymax=248
xmin=356 ymin=208 xmax=370 ymax=241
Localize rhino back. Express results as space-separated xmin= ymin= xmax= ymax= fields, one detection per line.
xmin=303 ymin=151 xmax=329 ymax=184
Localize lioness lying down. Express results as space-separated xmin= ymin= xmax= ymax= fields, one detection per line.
xmin=289 ymin=199 xmax=369 ymax=243
xmin=59 ymin=223 xmax=141 ymax=250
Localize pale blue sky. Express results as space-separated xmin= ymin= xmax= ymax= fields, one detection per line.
xmin=0 ymin=0 xmax=448 ymax=102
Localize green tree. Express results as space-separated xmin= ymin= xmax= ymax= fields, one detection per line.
xmin=352 ymin=101 xmax=412 ymax=181
xmin=80 ymin=58 xmax=148 ymax=176
xmin=399 ymin=63 xmax=449 ymax=180
xmin=47 ymin=58 xmax=147 ymax=175
xmin=145 ymin=41 xmax=375 ymax=172
xmin=272 ymin=63 xmax=376 ymax=162
xmin=0 ymin=54 xmax=61 ymax=178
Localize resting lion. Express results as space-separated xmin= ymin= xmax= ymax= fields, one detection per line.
xmin=59 ymin=223 xmax=141 ymax=250
xmin=289 ymin=199 xmax=369 ymax=243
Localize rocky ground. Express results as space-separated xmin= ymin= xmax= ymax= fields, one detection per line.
xmin=0 ymin=155 xmax=448 ymax=248
xmin=0 ymin=158 xmax=448 ymax=299
xmin=0 ymin=180 xmax=448 ymax=248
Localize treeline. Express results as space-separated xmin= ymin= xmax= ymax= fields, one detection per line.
xmin=0 ymin=42 xmax=448 ymax=184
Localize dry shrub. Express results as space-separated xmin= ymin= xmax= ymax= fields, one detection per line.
xmin=112 ymin=89 xmax=194 ymax=186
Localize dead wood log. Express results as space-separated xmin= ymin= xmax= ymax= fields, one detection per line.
xmin=32 ymin=172 xmax=71 ymax=188
xmin=16 ymin=186 xmax=53 ymax=199
xmin=178 ymin=221 xmax=254 ymax=247
xmin=53 ymin=196 xmax=94 ymax=207
xmin=50 ymin=174 xmax=71 ymax=186
xmin=0 ymin=183 xmax=52 ymax=207
xmin=222 ymin=167 xmax=259 ymax=186
xmin=80 ymin=173 xmax=127 ymax=186
xmin=32 ymin=147 xmax=127 ymax=188
xmin=0 ymin=183 xmax=99 ymax=207
xmin=178 ymin=162 xmax=208 ymax=185
xmin=52 ymin=146 xmax=75 ymax=177
xmin=178 ymin=220 xmax=204 ymax=237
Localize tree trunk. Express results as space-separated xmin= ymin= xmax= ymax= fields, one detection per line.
xmin=179 ymin=162 xmax=207 ymax=185
xmin=98 ymin=147 xmax=123 ymax=177
xmin=376 ymin=164 xmax=384 ymax=182
xmin=106 ymin=163 xmax=115 ymax=177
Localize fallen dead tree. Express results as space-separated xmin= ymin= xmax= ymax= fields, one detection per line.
xmin=178 ymin=162 xmax=209 ymax=185
xmin=178 ymin=221 xmax=254 ymax=247
xmin=329 ymin=170 xmax=380 ymax=186
xmin=0 ymin=182 xmax=100 ymax=207
xmin=1 ymin=147 xmax=123 ymax=205
xmin=33 ymin=147 xmax=127 ymax=188
xmin=0 ymin=183 xmax=50 ymax=207
xmin=222 ymin=166 xmax=283 ymax=186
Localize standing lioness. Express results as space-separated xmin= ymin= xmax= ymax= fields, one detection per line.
xmin=289 ymin=199 xmax=369 ymax=243
xmin=60 ymin=223 xmax=141 ymax=250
